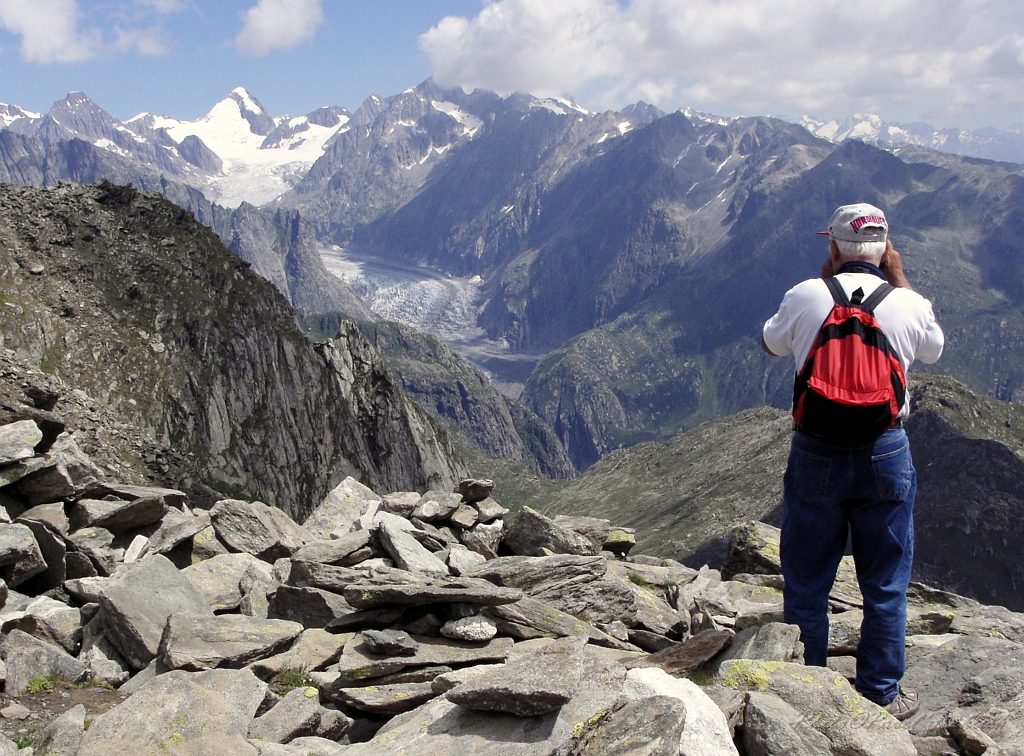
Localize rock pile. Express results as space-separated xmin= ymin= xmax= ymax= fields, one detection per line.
xmin=0 ymin=416 xmax=1022 ymax=754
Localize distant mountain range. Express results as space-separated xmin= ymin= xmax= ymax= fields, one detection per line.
xmin=1 ymin=81 xmax=1023 ymax=476
xmin=797 ymin=112 xmax=1024 ymax=165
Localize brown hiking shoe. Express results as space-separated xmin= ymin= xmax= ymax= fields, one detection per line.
xmin=884 ymin=688 xmax=919 ymax=721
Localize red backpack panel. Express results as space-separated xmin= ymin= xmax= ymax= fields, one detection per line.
xmin=792 ymin=277 xmax=907 ymax=441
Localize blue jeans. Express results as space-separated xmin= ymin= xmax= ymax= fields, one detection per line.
xmin=780 ymin=428 xmax=916 ymax=705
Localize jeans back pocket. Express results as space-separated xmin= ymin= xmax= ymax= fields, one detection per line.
xmin=872 ymin=443 xmax=914 ymax=502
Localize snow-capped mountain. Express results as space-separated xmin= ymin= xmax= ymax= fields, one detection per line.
xmin=125 ymin=88 xmax=351 ymax=207
xmin=0 ymin=102 xmax=41 ymax=129
xmin=798 ymin=113 xmax=1024 ymax=164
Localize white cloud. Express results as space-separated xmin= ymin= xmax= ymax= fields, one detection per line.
xmin=235 ymin=0 xmax=324 ymax=57
xmin=421 ymin=0 xmax=1024 ymax=128
xmin=0 ymin=0 xmax=99 ymax=63
xmin=115 ymin=25 xmax=168 ymax=56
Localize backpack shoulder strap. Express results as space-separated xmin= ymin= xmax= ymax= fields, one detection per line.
xmin=860 ymin=282 xmax=895 ymax=314
xmin=823 ymin=277 xmax=850 ymax=307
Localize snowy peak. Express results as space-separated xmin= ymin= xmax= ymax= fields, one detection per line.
xmin=0 ymin=102 xmax=41 ymax=128
xmin=798 ymin=113 xmax=1024 ymax=164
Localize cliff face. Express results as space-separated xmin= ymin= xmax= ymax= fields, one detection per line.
xmin=0 ymin=181 xmax=465 ymax=520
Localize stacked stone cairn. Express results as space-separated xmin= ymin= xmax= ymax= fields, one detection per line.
xmin=0 ymin=417 xmax=1023 ymax=754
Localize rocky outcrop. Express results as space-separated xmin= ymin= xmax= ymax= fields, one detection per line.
xmin=0 ymin=182 xmax=464 ymax=519
xmin=1 ymin=436 xmax=1023 ymax=755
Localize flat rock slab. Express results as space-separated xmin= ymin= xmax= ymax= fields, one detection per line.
xmin=335 ymin=635 xmax=514 ymax=683
xmin=340 ymin=654 xmax=628 ymax=756
xmin=69 ymin=496 xmax=167 ymax=533
xmin=626 ymin=629 xmax=733 ymax=676
xmin=282 ymin=559 xmax=367 ymax=593
xmin=249 ymin=629 xmax=350 ymax=681
xmin=447 ymin=635 xmax=588 ymax=716
xmin=77 ymin=668 xmax=266 ymax=756
xmin=99 ymin=554 xmax=214 ymax=669
xmin=411 ymin=492 xmax=462 ymax=522
xmin=161 ymin=613 xmax=303 ymax=671
xmin=142 ymin=511 xmax=211 ymax=556
xmin=268 ymin=585 xmax=354 ymax=629
xmin=183 ymin=552 xmax=272 ymax=612
xmin=362 ymin=629 xmax=418 ymax=657
xmin=343 ymin=576 xmax=522 ymax=609
xmin=292 ymin=531 xmax=372 ymax=565
xmin=82 ymin=483 xmax=188 ymax=509
xmin=211 ymin=498 xmax=309 ymax=561
xmin=484 ymin=595 xmax=635 ymax=651
xmin=333 ymin=681 xmax=439 ymax=715
xmin=1 ymin=629 xmax=88 ymax=695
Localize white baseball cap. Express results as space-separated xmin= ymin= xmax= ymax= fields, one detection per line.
xmin=817 ymin=203 xmax=888 ymax=242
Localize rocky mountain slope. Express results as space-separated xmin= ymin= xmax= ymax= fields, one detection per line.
xmin=300 ymin=313 xmax=575 ymax=480
xmin=527 ymin=374 xmax=1024 ymax=613
xmin=0 ymin=182 xmax=463 ymax=520
xmin=0 ymin=427 xmax=1020 ymax=755
xmin=519 ymin=138 xmax=1024 ymax=468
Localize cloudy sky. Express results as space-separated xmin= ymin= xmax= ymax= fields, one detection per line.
xmin=0 ymin=0 xmax=1021 ymax=130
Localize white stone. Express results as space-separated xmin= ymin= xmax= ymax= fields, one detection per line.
xmin=441 ymin=616 xmax=498 ymax=642
xmin=623 ymin=667 xmax=739 ymax=756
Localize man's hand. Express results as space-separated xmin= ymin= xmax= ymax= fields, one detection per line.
xmin=880 ymin=240 xmax=913 ymax=290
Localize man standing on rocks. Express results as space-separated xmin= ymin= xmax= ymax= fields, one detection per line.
xmin=760 ymin=203 xmax=944 ymax=720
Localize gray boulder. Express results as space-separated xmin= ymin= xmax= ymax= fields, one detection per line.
xmin=0 ymin=522 xmax=47 ymax=587
xmin=248 ymin=686 xmax=325 ymax=743
xmin=1 ymin=628 xmax=88 ymax=695
xmin=99 ymin=553 xmax=214 ymax=669
xmin=141 ymin=510 xmax=211 ymax=557
xmin=460 ymin=519 xmax=504 ymax=558
xmin=502 ymin=507 xmax=599 ymax=557
xmin=743 ymin=691 xmax=833 ymax=755
xmin=78 ymin=613 xmax=131 ymax=687
xmin=715 ymin=660 xmax=915 ymax=755
xmin=32 ymin=702 xmax=86 ymax=756
xmin=378 ymin=518 xmax=449 ymax=577
xmin=211 ymin=498 xmax=309 ymax=561
xmin=471 ymin=497 xmax=508 ymax=523
xmin=455 ymin=479 xmax=494 ymax=503
xmin=411 ymin=491 xmax=463 ymax=522
xmin=302 ymin=477 xmax=381 ymax=540
xmin=161 ymin=613 xmax=303 ymax=671
xmin=441 ymin=616 xmax=498 ymax=642
xmin=623 ymin=668 xmax=739 ymax=756
xmin=268 ymin=585 xmax=354 ymax=628
xmin=77 ymin=668 xmax=267 ymax=755
xmin=380 ymin=491 xmax=420 ymax=517
xmin=0 ymin=420 xmax=42 ymax=463
xmin=291 ymin=530 xmax=373 ymax=566
xmin=334 ymin=681 xmax=438 ymax=715
xmin=183 ymin=552 xmax=274 ymax=612
xmin=568 ymin=694 xmax=687 ymax=756
xmin=362 ymin=629 xmax=419 ymax=657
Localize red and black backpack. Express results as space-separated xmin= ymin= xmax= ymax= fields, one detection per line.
xmin=792 ymin=277 xmax=907 ymax=441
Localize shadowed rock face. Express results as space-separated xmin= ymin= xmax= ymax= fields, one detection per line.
xmin=0 ymin=182 xmax=465 ymax=518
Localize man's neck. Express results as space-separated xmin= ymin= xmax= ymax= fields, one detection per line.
xmin=836 ymin=260 xmax=886 ymax=280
